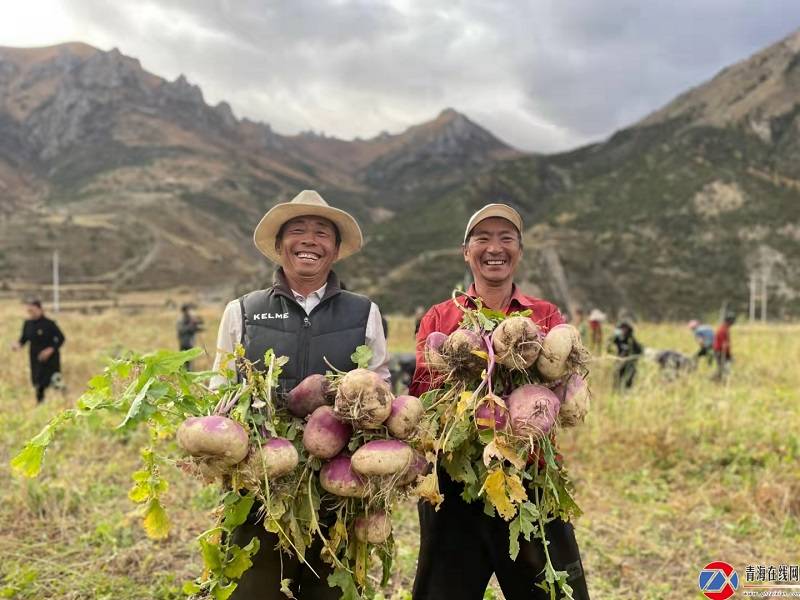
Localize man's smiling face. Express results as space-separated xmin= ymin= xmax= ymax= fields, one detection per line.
xmin=277 ymin=216 xmax=340 ymax=282
xmin=463 ymin=217 xmax=522 ymax=286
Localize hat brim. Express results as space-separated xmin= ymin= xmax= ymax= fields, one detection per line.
xmin=253 ymin=203 xmax=363 ymax=264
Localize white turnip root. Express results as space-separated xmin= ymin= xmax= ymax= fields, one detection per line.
xmin=334 ymin=369 xmax=393 ymax=429
xmin=351 ymin=439 xmax=414 ymax=477
xmin=177 ymin=416 xmax=249 ymax=466
xmin=475 ymin=394 xmax=509 ymax=431
xmin=243 ymin=438 xmax=299 ymax=480
xmin=442 ymin=328 xmax=486 ymax=377
xmin=507 ymin=384 xmax=561 ymax=438
xmin=354 ymin=510 xmax=392 ymax=544
xmin=385 ymin=395 xmax=424 ymax=439
xmin=319 ymin=455 xmax=368 ymax=498
xmin=303 ymin=406 xmax=352 ymax=459
xmin=424 ymin=331 xmax=449 ymax=374
xmin=536 ymin=324 xmax=581 ymax=381
xmin=399 ymin=451 xmax=428 ymax=485
xmin=287 ymin=374 xmax=332 ymax=417
xmin=553 ymin=374 xmax=591 ymax=427
xmin=492 ymin=316 xmax=542 ymax=370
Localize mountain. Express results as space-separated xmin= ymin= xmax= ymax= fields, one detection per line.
xmin=356 ymin=29 xmax=800 ymax=319
xmin=0 ymin=42 xmax=516 ymax=295
xmin=1 ymin=32 xmax=799 ymax=319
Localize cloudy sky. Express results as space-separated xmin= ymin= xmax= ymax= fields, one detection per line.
xmin=2 ymin=1 xmax=799 ymax=152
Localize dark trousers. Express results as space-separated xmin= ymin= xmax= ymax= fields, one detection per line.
xmin=230 ymin=514 xmax=339 ymax=600
xmin=35 ymin=384 xmax=46 ymax=403
xmin=413 ymin=475 xmax=590 ymax=600
xmin=613 ymin=360 xmax=637 ymax=391
xmin=696 ymin=346 xmax=714 ymax=366
xmin=713 ymin=351 xmax=731 ymax=381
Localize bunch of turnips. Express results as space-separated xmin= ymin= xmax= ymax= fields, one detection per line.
xmin=173 ymin=346 xmax=427 ymax=599
xmin=417 ymin=292 xmax=591 ymax=599
xmin=12 ymin=345 xmax=426 ymax=600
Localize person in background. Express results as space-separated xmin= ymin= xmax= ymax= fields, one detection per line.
xmin=176 ymin=303 xmax=204 ymax=370
xmin=608 ymin=321 xmax=643 ymax=391
xmin=587 ymin=308 xmax=605 ymax=355
xmin=712 ymin=313 xmax=736 ymax=381
xmin=11 ymin=299 xmax=66 ymax=403
xmin=687 ymin=320 xmax=714 ymax=366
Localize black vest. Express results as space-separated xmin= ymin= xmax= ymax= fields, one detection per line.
xmin=239 ymin=271 xmax=371 ymax=394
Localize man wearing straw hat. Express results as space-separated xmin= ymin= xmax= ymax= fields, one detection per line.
xmin=211 ymin=190 xmax=390 ymax=599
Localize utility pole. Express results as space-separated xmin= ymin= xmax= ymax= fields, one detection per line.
xmin=760 ymin=263 xmax=769 ymax=323
xmin=53 ymin=250 xmax=60 ymax=313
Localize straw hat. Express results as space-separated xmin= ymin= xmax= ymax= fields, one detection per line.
xmin=253 ymin=190 xmax=363 ymax=264
xmin=588 ymin=309 xmax=606 ymax=322
xmin=463 ymin=203 xmax=523 ymax=243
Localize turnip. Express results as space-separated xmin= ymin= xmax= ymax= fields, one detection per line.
xmin=287 ymin=374 xmax=332 ymax=417
xmin=319 ymin=455 xmax=368 ymax=498
xmin=354 ymin=510 xmax=392 ymax=544
xmin=334 ymin=369 xmax=393 ymax=429
xmin=507 ymin=384 xmax=561 ymax=438
xmin=243 ymin=438 xmax=299 ymax=480
xmin=492 ymin=316 xmax=542 ymax=370
xmin=423 ymin=331 xmax=449 ymax=374
xmin=351 ymin=439 xmax=414 ymax=477
xmin=553 ymin=374 xmax=591 ymax=427
xmin=385 ymin=395 xmax=424 ymax=439
xmin=303 ymin=406 xmax=352 ymax=459
xmin=177 ymin=416 xmax=249 ymax=466
xmin=399 ymin=451 xmax=428 ymax=485
xmin=442 ymin=328 xmax=486 ymax=377
xmin=475 ymin=394 xmax=509 ymax=431
xmin=536 ymin=324 xmax=581 ymax=381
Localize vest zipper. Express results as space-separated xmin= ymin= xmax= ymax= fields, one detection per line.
xmin=300 ymin=316 xmax=312 ymax=379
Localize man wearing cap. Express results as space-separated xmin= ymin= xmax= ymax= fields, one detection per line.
xmin=11 ymin=299 xmax=66 ymax=404
xmin=210 ymin=190 xmax=389 ymax=599
xmin=410 ymin=204 xmax=590 ymax=600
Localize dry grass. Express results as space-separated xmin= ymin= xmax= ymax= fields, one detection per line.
xmin=1 ymin=301 xmax=797 ymax=599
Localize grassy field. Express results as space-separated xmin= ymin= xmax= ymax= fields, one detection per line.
xmin=1 ymin=300 xmax=798 ymax=599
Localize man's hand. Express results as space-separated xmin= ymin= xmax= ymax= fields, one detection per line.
xmin=10 ymin=342 xmax=21 ymax=352
xmin=37 ymin=347 xmax=55 ymax=362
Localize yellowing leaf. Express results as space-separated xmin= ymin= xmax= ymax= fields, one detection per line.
xmin=143 ymin=498 xmax=170 ymax=539
xmin=415 ymin=473 xmax=444 ymax=507
xmin=10 ymin=445 xmax=45 ymax=478
xmin=506 ymin=473 xmax=528 ymax=504
xmin=128 ymin=482 xmax=149 ymax=503
xmin=471 ymin=350 xmax=489 ymax=360
xmin=482 ymin=469 xmax=522 ymax=521
xmin=482 ymin=438 xmax=527 ymax=471
xmin=456 ymin=391 xmax=475 ymax=416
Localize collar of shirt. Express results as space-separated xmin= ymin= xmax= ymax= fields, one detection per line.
xmin=292 ymin=284 xmax=328 ymax=314
xmin=465 ymin=283 xmax=535 ymax=312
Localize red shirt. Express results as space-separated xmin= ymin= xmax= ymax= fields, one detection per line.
xmin=409 ymin=284 xmax=564 ymax=397
xmin=713 ymin=322 xmax=731 ymax=356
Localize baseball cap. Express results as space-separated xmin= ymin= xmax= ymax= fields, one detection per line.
xmin=463 ymin=203 xmax=523 ymax=243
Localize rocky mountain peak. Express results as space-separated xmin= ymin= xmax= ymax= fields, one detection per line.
xmin=639 ymin=28 xmax=800 ymax=142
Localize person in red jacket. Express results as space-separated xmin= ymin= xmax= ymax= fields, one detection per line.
xmin=410 ymin=204 xmax=590 ymax=600
xmin=712 ymin=313 xmax=736 ymax=381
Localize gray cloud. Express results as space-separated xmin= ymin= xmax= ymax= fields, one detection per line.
xmin=58 ymin=0 xmax=800 ymax=151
